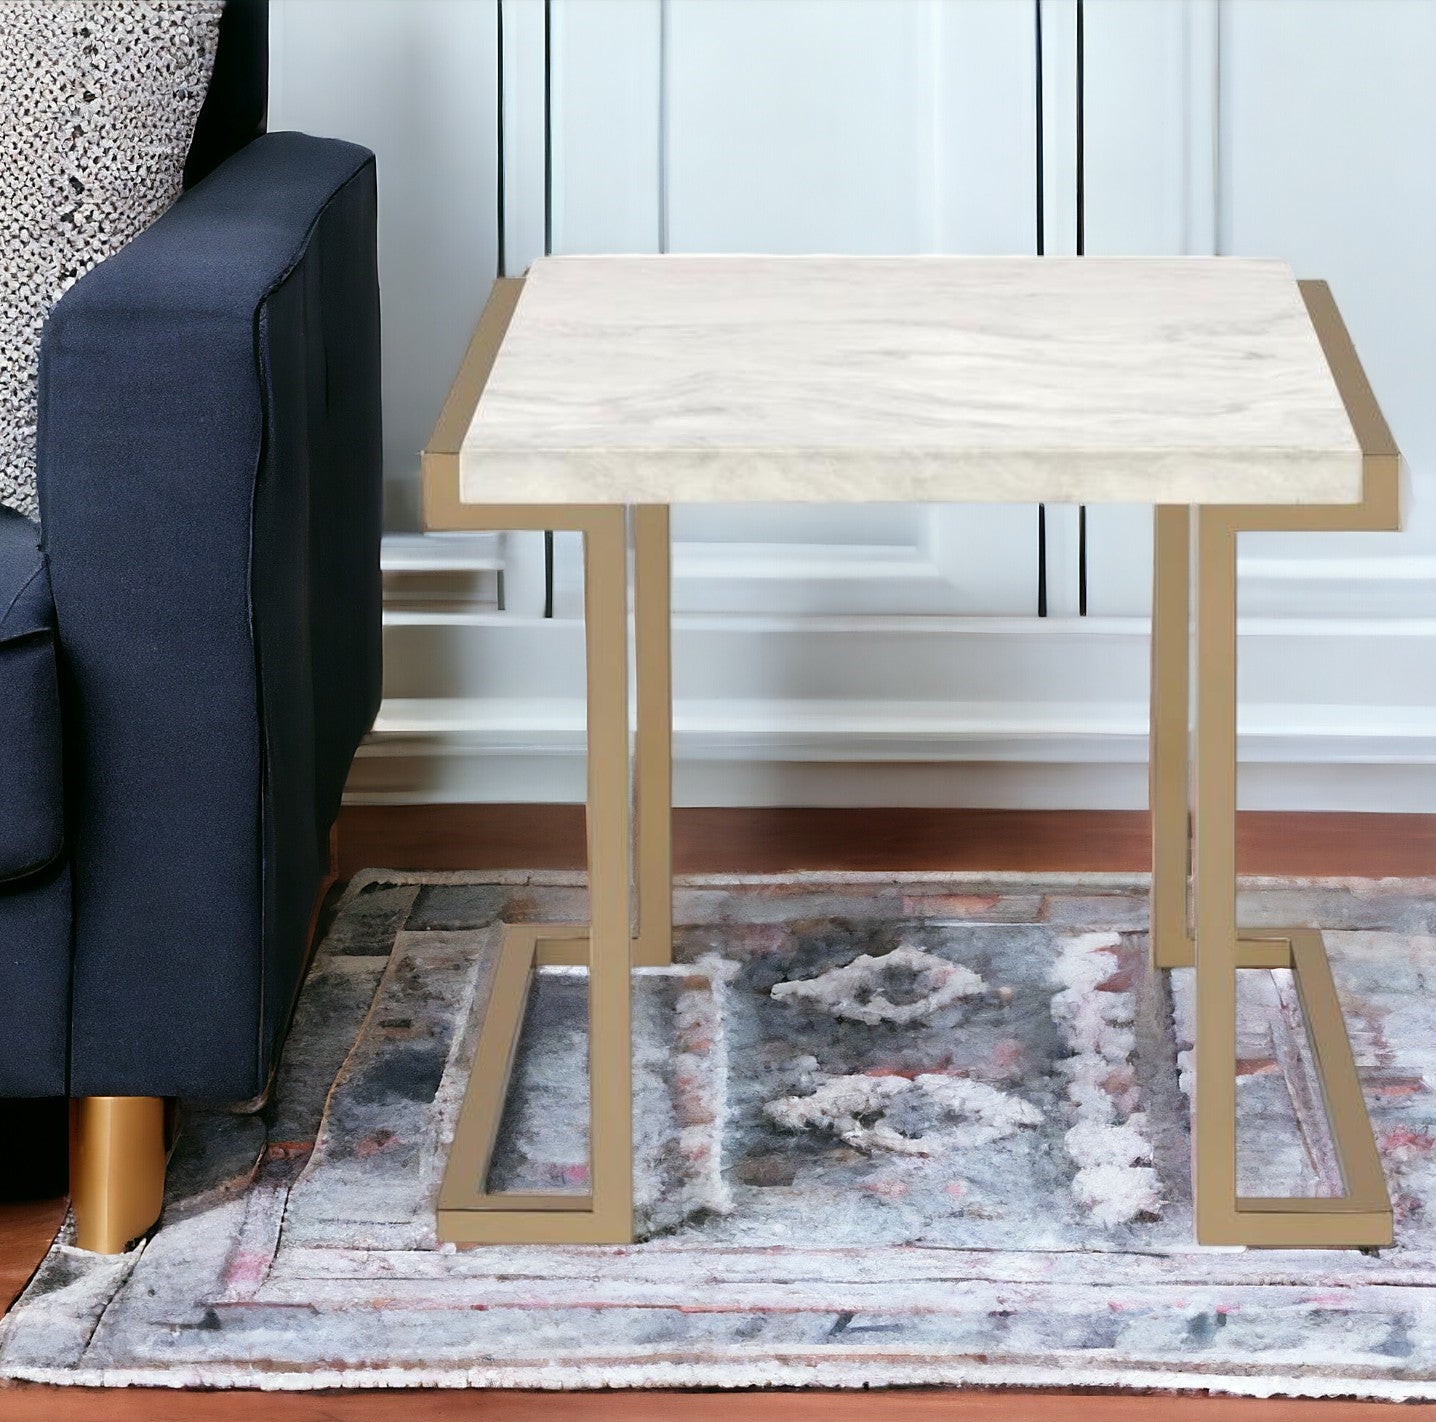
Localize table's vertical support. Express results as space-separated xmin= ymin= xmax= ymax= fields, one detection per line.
xmin=632 ymin=505 xmax=674 ymax=968
xmin=1150 ymin=504 xmax=1193 ymax=971
xmin=1184 ymin=505 xmax=1391 ymax=1248
xmin=582 ymin=506 xmax=636 ymax=1242
xmin=1192 ymin=506 xmax=1242 ymax=1243
xmin=435 ymin=503 xmax=660 ymax=1245
xmin=434 ymin=512 xmax=639 ymax=1245
xmin=1175 ymin=281 xmax=1398 ymax=1245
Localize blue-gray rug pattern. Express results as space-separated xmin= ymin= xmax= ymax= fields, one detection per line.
xmin=4 ymin=869 xmax=1436 ymax=1397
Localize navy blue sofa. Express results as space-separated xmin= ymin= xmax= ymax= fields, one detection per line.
xmin=0 ymin=0 xmax=382 ymax=1242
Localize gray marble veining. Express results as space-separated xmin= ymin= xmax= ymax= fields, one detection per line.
xmin=460 ymin=255 xmax=1362 ymax=507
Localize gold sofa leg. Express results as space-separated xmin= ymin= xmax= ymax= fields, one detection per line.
xmin=70 ymin=1096 xmax=167 ymax=1253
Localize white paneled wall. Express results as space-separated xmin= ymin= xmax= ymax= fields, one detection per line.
xmin=1222 ymin=0 xmax=1436 ymax=564
xmin=269 ymin=0 xmax=1436 ymax=811
xmin=270 ymin=0 xmax=500 ymax=529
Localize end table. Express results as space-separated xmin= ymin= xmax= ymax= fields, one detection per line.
xmin=424 ymin=256 xmax=1400 ymax=1249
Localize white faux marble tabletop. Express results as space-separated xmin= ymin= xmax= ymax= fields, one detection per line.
xmin=460 ymin=255 xmax=1363 ymax=507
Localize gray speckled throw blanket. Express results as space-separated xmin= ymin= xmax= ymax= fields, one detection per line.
xmin=4 ymin=869 xmax=1436 ymax=1398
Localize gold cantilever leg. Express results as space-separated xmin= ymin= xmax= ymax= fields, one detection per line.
xmin=438 ymin=505 xmax=636 ymax=1245
xmin=1150 ymin=505 xmax=1192 ymax=971
xmin=1163 ymin=284 xmax=1401 ymax=1247
xmin=70 ymin=1096 xmax=166 ymax=1253
xmin=632 ymin=505 xmax=674 ymax=968
xmin=583 ymin=505 xmax=637 ymax=1244
xmin=1192 ymin=507 xmax=1243 ymax=1243
xmin=426 ymin=288 xmax=674 ymax=1243
xmin=1189 ymin=508 xmax=1391 ymax=1247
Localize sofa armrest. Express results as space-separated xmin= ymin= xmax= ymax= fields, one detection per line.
xmin=37 ymin=132 xmax=383 ymax=1099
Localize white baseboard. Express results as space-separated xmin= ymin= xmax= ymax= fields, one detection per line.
xmin=347 ymin=690 xmax=1436 ymax=811
xmin=363 ymin=548 xmax=1436 ymax=812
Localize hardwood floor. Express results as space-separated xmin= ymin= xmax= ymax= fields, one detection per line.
xmin=0 ymin=1388 xmax=1425 ymax=1421
xmin=0 ymin=1199 xmax=64 ymax=1318
xmin=5 ymin=804 xmax=1435 ymax=1419
xmin=337 ymin=804 xmax=1436 ymax=879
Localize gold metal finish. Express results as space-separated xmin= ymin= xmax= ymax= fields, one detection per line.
xmin=70 ymin=1096 xmax=167 ymax=1254
xmin=1226 ymin=929 xmax=1389 ymax=1247
xmin=1223 ymin=280 xmax=1403 ymax=536
xmin=582 ymin=504 xmax=637 ymax=1247
xmin=633 ymin=504 xmax=674 ymax=968
xmin=438 ymin=924 xmax=605 ymax=1239
xmin=435 ymin=506 xmax=637 ymax=1245
xmin=422 ymin=277 xmax=525 ymax=532
xmin=1147 ymin=281 xmax=1400 ymax=1248
xmin=1191 ymin=502 xmax=1244 ymax=1243
xmin=1148 ymin=504 xmax=1191 ymax=971
xmin=425 ymin=280 xmax=673 ymax=1245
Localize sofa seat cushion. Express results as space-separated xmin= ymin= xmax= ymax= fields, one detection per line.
xmin=0 ymin=507 xmax=63 ymax=879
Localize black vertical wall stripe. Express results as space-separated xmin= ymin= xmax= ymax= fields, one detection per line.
xmin=1076 ymin=0 xmax=1088 ymax=616
xmin=1034 ymin=1 xmax=1047 ymax=618
xmin=543 ymin=0 xmax=553 ymax=260
xmin=1075 ymin=0 xmax=1086 ymax=260
xmin=495 ymin=1 xmax=506 ymax=279
xmin=542 ymin=0 xmax=555 ymax=620
xmin=1034 ymin=1 xmax=1046 ymax=258
xmin=1037 ymin=506 xmax=1048 ymax=618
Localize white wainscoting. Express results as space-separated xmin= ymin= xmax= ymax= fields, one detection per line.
xmin=270 ymin=0 xmax=1436 ymax=812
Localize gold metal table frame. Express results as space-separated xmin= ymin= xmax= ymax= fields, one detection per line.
xmin=425 ymin=276 xmax=1398 ymax=1250
xmin=1148 ymin=280 xmax=1401 ymax=1247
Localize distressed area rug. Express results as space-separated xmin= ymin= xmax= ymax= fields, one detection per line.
xmin=5 ymin=869 xmax=1436 ymax=1397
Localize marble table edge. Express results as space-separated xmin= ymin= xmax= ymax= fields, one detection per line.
xmin=457 ymin=446 xmax=1367 ymax=508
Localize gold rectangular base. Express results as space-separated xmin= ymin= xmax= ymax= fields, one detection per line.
xmin=437 ymin=923 xmax=634 ymax=1246
xmin=1193 ymin=926 xmax=1392 ymax=1249
xmin=1161 ymin=918 xmax=1393 ymax=1246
